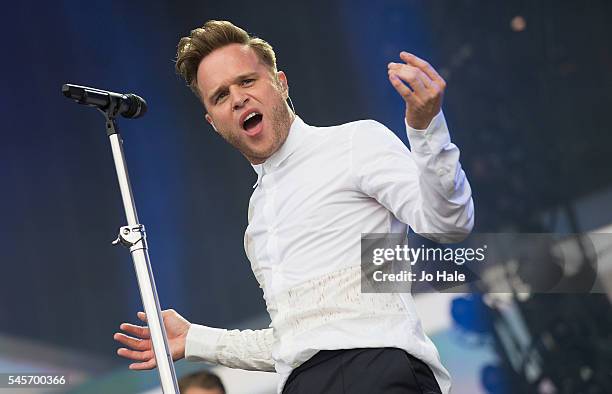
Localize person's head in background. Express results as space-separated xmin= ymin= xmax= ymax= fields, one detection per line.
xmin=179 ymin=370 xmax=226 ymax=394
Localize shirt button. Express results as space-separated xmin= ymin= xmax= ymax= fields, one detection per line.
xmin=436 ymin=168 xmax=447 ymax=176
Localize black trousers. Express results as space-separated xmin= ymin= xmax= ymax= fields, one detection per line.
xmin=282 ymin=348 xmax=442 ymax=394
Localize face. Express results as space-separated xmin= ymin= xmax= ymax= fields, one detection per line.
xmin=183 ymin=387 xmax=223 ymax=394
xmin=197 ymin=43 xmax=294 ymax=164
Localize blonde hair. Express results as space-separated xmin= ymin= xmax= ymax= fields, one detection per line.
xmin=175 ymin=20 xmax=277 ymax=99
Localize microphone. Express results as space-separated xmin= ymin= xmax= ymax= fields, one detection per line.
xmin=62 ymin=83 xmax=147 ymax=119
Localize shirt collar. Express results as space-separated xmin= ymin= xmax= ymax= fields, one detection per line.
xmin=251 ymin=115 xmax=308 ymax=188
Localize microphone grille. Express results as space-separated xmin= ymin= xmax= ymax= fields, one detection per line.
xmin=122 ymin=94 xmax=148 ymax=119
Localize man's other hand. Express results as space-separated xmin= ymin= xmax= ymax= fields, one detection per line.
xmin=114 ymin=309 xmax=191 ymax=370
xmin=388 ymin=52 xmax=446 ymax=130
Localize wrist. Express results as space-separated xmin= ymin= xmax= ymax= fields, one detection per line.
xmin=405 ymin=114 xmax=429 ymax=130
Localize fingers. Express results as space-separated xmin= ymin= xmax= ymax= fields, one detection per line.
xmin=388 ymin=74 xmax=416 ymax=103
xmin=119 ymin=322 xmax=151 ymax=339
xmin=114 ymin=332 xmax=151 ymax=351
xmin=138 ymin=309 xmax=176 ymax=323
xmin=388 ymin=51 xmax=445 ymax=129
xmin=115 ymin=312 xmax=173 ymax=371
xmin=117 ymin=347 xmax=157 ymax=370
xmin=129 ymin=359 xmax=157 ymax=370
xmin=114 ymin=328 xmax=154 ymax=369
xmin=388 ymin=63 xmax=431 ymax=94
xmin=117 ymin=347 xmax=154 ymax=362
xmin=399 ymin=51 xmax=446 ymax=88
xmin=115 ymin=310 xmax=183 ymax=371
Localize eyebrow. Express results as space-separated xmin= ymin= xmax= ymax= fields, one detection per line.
xmin=208 ymin=72 xmax=259 ymax=104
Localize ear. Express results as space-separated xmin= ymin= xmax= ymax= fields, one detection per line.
xmin=205 ymin=113 xmax=218 ymax=133
xmin=277 ymin=71 xmax=289 ymax=98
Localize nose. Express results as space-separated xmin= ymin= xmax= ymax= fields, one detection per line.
xmin=231 ymin=89 xmax=249 ymax=111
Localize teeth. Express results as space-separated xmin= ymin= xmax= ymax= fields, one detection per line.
xmin=244 ymin=112 xmax=259 ymax=122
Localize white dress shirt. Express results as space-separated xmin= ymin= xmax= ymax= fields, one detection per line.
xmin=185 ymin=111 xmax=474 ymax=394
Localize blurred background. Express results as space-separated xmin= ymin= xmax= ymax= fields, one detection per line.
xmin=1 ymin=0 xmax=611 ymax=393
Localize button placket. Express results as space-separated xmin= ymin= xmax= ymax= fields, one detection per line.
xmin=261 ymin=172 xmax=282 ymax=293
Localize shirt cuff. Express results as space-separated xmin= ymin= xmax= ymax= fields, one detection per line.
xmin=405 ymin=110 xmax=451 ymax=155
xmin=184 ymin=324 xmax=226 ymax=363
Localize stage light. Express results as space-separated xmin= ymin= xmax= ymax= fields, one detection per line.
xmin=451 ymin=294 xmax=492 ymax=334
xmin=511 ymin=16 xmax=527 ymax=32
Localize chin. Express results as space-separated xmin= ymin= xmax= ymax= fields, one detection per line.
xmin=247 ymin=143 xmax=276 ymax=162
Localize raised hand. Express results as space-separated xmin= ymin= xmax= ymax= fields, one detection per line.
xmin=113 ymin=309 xmax=191 ymax=370
xmin=388 ymin=51 xmax=446 ymax=130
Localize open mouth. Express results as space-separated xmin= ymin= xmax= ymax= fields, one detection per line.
xmin=242 ymin=112 xmax=263 ymax=136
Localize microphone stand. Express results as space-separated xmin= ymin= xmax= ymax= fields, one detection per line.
xmin=100 ymin=102 xmax=179 ymax=393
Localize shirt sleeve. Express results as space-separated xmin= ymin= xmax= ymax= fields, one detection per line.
xmin=351 ymin=110 xmax=474 ymax=243
xmin=185 ymin=324 xmax=276 ymax=372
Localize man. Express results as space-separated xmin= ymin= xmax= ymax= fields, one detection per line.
xmin=114 ymin=20 xmax=473 ymax=394
xmin=179 ymin=370 xmax=225 ymax=394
